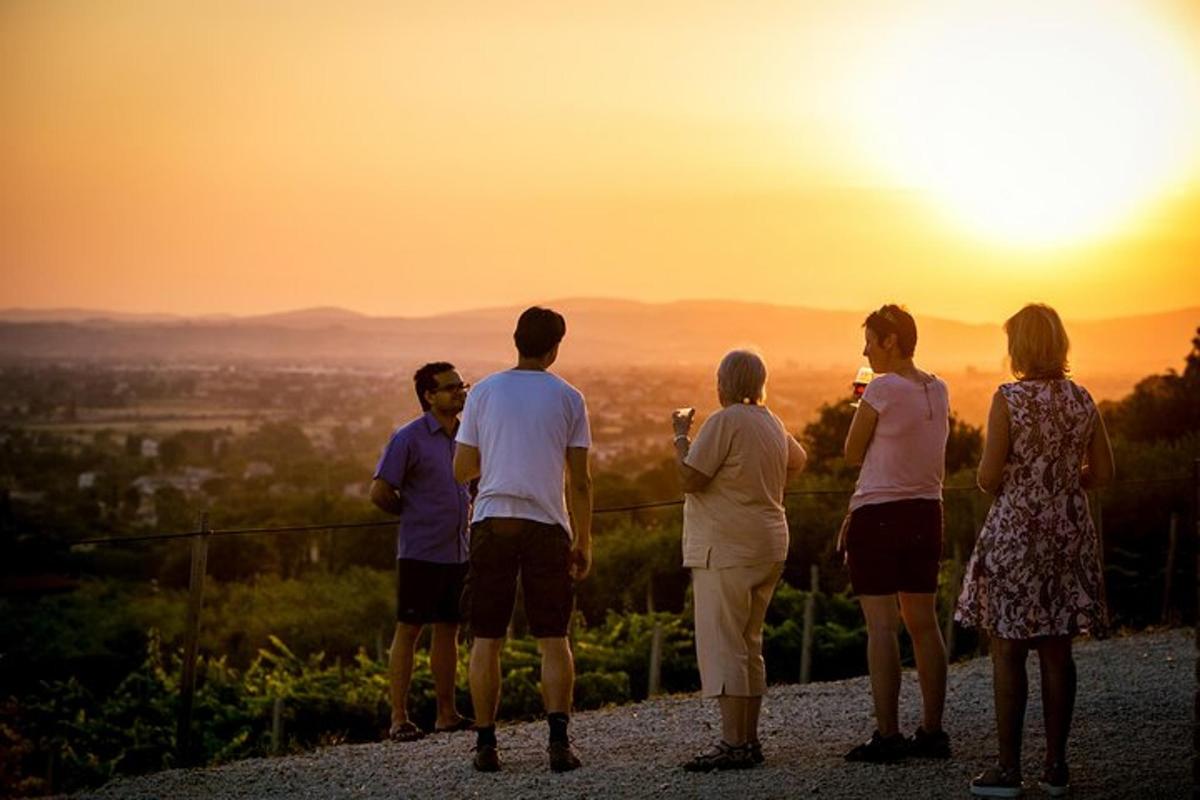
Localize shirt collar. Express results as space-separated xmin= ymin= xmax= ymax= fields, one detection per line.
xmin=423 ymin=411 xmax=457 ymax=437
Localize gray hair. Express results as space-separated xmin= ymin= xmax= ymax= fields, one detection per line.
xmin=717 ymin=349 xmax=767 ymax=406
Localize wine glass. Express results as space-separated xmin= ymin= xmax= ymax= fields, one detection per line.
xmin=850 ymin=366 xmax=874 ymax=408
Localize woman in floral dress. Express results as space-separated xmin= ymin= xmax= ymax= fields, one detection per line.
xmin=956 ymin=304 xmax=1114 ymax=799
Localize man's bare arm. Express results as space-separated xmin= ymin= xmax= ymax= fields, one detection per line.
xmin=453 ymin=443 xmax=481 ymax=484
xmin=565 ymin=446 xmax=593 ymax=580
xmin=369 ymin=478 xmax=404 ymax=515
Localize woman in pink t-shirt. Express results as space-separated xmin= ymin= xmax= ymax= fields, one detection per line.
xmin=839 ymin=304 xmax=951 ymax=763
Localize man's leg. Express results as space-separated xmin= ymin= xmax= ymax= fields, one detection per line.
xmin=389 ymin=623 xmax=423 ymax=732
xmin=898 ymin=592 xmax=948 ymax=733
xmin=463 ymin=519 xmax=519 ymax=771
xmin=859 ymin=595 xmax=902 ymax=736
xmin=430 ymin=623 xmax=464 ymax=729
xmin=538 ymin=635 xmax=581 ymax=771
xmin=538 ymin=636 xmax=575 ymax=714
xmin=469 ymin=637 xmax=505 ymax=728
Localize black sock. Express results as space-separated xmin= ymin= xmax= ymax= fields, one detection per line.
xmin=476 ymin=725 xmax=497 ymax=748
xmin=548 ymin=712 xmax=569 ymax=744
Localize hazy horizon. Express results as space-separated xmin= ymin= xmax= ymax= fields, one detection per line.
xmin=3 ymin=295 xmax=1198 ymax=327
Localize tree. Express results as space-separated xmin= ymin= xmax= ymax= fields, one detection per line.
xmin=1103 ymin=326 xmax=1200 ymax=442
xmin=801 ymin=401 xmax=856 ymax=474
xmin=945 ymin=413 xmax=983 ymax=474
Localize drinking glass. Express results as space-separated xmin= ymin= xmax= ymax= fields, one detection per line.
xmin=850 ymin=367 xmax=874 ymax=408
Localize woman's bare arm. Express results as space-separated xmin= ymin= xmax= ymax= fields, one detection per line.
xmin=1081 ymin=412 xmax=1115 ymax=490
xmin=977 ymin=390 xmax=1010 ymax=494
xmin=843 ymin=401 xmax=878 ymax=467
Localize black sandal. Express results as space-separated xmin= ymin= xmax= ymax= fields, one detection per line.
xmin=388 ymin=721 xmax=425 ymax=742
xmin=681 ymin=741 xmax=753 ymax=772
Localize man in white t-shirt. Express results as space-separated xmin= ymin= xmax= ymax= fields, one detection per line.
xmin=452 ymin=306 xmax=593 ymax=774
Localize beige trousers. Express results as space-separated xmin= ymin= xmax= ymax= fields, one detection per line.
xmin=691 ymin=560 xmax=784 ymax=698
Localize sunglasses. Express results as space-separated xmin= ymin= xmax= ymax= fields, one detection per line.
xmin=433 ymin=382 xmax=470 ymax=393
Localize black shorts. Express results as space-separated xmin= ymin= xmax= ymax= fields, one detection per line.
xmin=396 ymin=558 xmax=468 ymax=625
xmin=463 ymin=517 xmax=574 ymax=639
xmin=846 ymin=499 xmax=943 ymax=595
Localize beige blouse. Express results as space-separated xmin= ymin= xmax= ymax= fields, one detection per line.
xmin=682 ymin=404 xmax=805 ymax=569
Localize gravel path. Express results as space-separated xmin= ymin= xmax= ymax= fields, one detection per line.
xmin=83 ymin=628 xmax=1193 ymax=799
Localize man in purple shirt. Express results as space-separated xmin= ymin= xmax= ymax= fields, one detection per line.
xmin=370 ymin=361 xmax=472 ymax=742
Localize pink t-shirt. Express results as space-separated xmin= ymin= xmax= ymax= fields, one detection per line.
xmin=849 ymin=373 xmax=949 ymax=511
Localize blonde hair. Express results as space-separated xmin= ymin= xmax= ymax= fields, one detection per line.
xmin=1005 ymin=303 xmax=1070 ymax=380
xmin=717 ymin=349 xmax=767 ymax=406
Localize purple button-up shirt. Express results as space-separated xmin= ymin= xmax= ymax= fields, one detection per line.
xmin=373 ymin=412 xmax=470 ymax=564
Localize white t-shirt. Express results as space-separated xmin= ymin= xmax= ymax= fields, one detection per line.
xmin=456 ymin=369 xmax=591 ymax=534
xmin=850 ymin=372 xmax=949 ymax=511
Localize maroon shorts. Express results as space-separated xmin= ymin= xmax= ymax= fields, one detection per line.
xmin=846 ymin=499 xmax=943 ymax=595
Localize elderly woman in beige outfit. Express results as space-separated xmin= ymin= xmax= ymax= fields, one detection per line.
xmin=671 ymin=350 xmax=807 ymax=771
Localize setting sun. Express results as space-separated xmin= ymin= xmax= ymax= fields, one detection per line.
xmin=846 ymin=1 xmax=1200 ymax=248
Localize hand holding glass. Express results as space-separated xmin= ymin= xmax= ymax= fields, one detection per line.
xmin=850 ymin=367 xmax=874 ymax=408
xmin=672 ymin=407 xmax=695 ymax=437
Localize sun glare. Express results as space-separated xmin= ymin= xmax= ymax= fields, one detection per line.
xmin=847 ymin=2 xmax=1200 ymax=248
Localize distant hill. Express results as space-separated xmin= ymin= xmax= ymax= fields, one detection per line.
xmin=0 ymin=300 xmax=1194 ymax=379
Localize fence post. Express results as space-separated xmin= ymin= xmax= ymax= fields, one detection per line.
xmin=646 ymin=577 xmax=662 ymax=696
xmin=1163 ymin=512 xmax=1180 ymax=625
xmin=271 ymin=696 xmax=285 ymax=755
xmin=648 ymin=623 xmax=663 ymax=697
xmin=176 ymin=512 xmax=210 ymax=764
xmin=800 ymin=564 xmax=818 ymax=684
xmin=943 ymin=541 xmax=962 ymax=661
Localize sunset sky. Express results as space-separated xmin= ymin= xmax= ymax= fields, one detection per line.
xmin=3 ymin=0 xmax=1199 ymax=323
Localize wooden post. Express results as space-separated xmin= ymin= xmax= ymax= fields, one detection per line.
xmin=1162 ymin=512 xmax=1179 ymax=625
xmin=646 ymin=577 xmax=662 ymax=696
xmin=943 ymin=541 xmax=962 ymax=661
xmin=271 ymin=696 xmax=284 ymax=755
xmin=800 ymin=564 xmax=818 ymax=684
xmin=176 ymin=512 xmax=210 ymax=764
xmin=648 ymin=623 xmax=663 ymax=697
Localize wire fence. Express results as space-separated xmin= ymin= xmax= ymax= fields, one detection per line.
xmin=74 ymin=476 xmax=1190 ymax=546
xmin=41 ymin=470 xmax=1200 ymax=764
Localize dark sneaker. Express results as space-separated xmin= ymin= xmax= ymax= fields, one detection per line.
xmin=682 ymin=741 xmax=754 ymax=772
xmin=748 ymin=739 xmax=764 ymax=764
xmin=970 ymin=765 xmax=1023 ymax=798
xmin=1037 ymin=762 xmax=1069 ymax=797
xmin=548 ymin=740 xmax=582 ymax=772
xmin=844 ymin=731 xmax=909 ymax=763
xmin=908 ymin=726 xmax=951 ymax=759
xmin=473 ymin=743 xmax=501 ymax=772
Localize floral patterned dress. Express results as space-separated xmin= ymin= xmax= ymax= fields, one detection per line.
xmin=955 ymin=379 xmax=1108 ymax=639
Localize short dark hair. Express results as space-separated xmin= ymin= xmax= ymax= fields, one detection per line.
xmin=513 ymin=306 xmax=566 ymax=358
xmin=413 ymin=361 xmax=455 ymax=411
xmin=863 ymin=304 xmax=917 ymax=358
